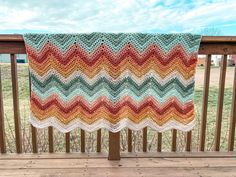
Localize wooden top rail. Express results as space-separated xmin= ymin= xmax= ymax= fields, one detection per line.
xmin=0 ymin=35 xmax=236 ymax=54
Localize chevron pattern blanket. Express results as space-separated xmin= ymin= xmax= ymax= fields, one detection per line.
xmin=23 ymin=33 xmax=201 ymax=133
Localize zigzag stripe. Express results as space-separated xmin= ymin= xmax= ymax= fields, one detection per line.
xmin=27 ymin=43 xmax=197 ymax=66
xmin=31 ymin=103 xmax=194 ymax=125
xmin=32 ymin=79 xmax=194 ymax=100
xmin=29 ymin=56 xmax=196 ymax=80
xmin=31 ymin=74 xmax=194 ymax=93
xmin=23 ymin=33 xmax=201 ymax=54
xmin=30 ymin=69 xmax=194 ymax=87
xmin=32 ymin=89 xmax=193 ymax=104
xmin=31 ymin=94 xmax=193 ymax=114
xmin=24 ymin=33 xmax=201 ymax=132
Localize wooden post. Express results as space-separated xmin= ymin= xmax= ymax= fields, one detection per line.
xmin=143 ymin=127 xmax=147 ymax=152
xmin=128 ymin=129 xmax=132 ymax=152
xmin=11 ymin=54 xmax=22 ymax=153
xmin=228 ymin=64 xmax=236 ymax=151
xmin=81 ymin=130 xmax=85 ymax=153
xmin=97 ymin=129 xmax=101 ymax=152
xmin=0 ymin=67 xmax=6 ymax=153
xmin=214 ymin=55 xmax=227 ymax=151
xmin=186 ymin=131 xmax=192 ymax=152
xmin=108 ymin=132 xmax=120 ymax=160
xmin=29 ymin=71 xmax=38 ymax=153
xmin=199 ymin=54 xmax=211 ymax=151
xmin=157 ymin=132 xmax=162 ymax=152
xmin=171 ymin=129 xmax=177 ymax=152
xmin=48 ymin=127 xmax=54 ymax=153
xmin=65 ymin=132 xmax=70 ymax=153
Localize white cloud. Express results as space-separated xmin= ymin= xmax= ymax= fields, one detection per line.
xmin=0 ymin=0 xmax=235 ymax=34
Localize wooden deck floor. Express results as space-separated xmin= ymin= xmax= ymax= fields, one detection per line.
xmin=0 ymin=153 xmax=236 ymax=177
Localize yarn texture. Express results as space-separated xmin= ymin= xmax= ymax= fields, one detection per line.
xmin=23 ymin=33 xmax=201 ymax=133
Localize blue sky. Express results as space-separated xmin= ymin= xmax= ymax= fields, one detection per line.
xmin=0 ymin=0 xmax=236 ymax=35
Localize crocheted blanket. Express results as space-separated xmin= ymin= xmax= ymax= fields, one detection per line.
xmin=23 ymin=33 xmax=201 ymax=133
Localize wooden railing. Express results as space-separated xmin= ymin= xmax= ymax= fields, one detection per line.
xmin=0 ymin=35 xmax=236 ymax=160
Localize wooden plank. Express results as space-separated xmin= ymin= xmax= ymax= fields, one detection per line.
xmin=228 ymin=64 xmax=236 ymax=151
xmin=1 ymin=35 xmax=236 ymax=54
xmin=0 ymin=67 xmax=6 ymax=153
xmin=108 ymin=132 xmax=120 ymax=160
xmin=80 ymin=129 xmax=85 ymax=153
xmin=48 ymin=127 xmax=54 ymax=153
xmin=10 ymin=54 xmax=22 ymax=153
xmin=171 ymin=129 xmax=177 ymax=152
xmin=0 ymin=152 xmax=236 ymax=160
xmin=96 ymin=129 xmax=101 ymax=152
xmin=128 ymin=129 xmax=132 ymax=152
xmin=142 ymin=127 xmax=147 ymax=152
xmin=2 ymin=35 xmax=236 ymax=43
xmin=65 ymin=133 xmax=70 ymax=153
xmin=157 ymin=132 xmax=162 ymax=152
xmin=214 ymin=55 xmax=227 ymax=151
xmin=186 ymin=131 xmax=192 ymax=152
xmin=29 ymin=70 xmax=38 ymax=153
xmin=199 ymin=54 xmax=211 ymax=151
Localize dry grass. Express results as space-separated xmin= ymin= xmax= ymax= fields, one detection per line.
xmin=0 ymin=63 xmax=235 ymax=153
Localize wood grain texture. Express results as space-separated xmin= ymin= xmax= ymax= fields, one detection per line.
xmin=29 ymin=70 xmax=38 ymax=153
xmin=0 ymin=67 xmax=6 ymax=153
xmin=214 ymin=55 xmax=227 ymax=151
xmin=142 ymin=127 xmax=147 ymax=152
xmin=128 ymin=129 xmax=132 ymax=152
xmin=10 ymin=54 xmax=22 ymax=153
xmin=0 ymin=156 xmax=235 ymax=177
xmin=157 ymin=132 xmax=162 ymax=152
xmin=65 ymin=132 xmax=70 ymax=153
xmin=171 ymin=129 xmax=177 ymax=152
xmin=108 ymin=132 xmax=120 ymax=160
xmin=97 ymin=129 xmax=101 ymax=152
xmin=48 ymin=127 xmax=54 ymax=153
xmin=199 ymin=55 xmax=211 ymax=151
xmin=186 ymin=131 xmax=192 ymax=152
xmin=81 ymin=130 xmax=85 ymax=153
xmin=228 ymin=65 xmax=236 ymax=151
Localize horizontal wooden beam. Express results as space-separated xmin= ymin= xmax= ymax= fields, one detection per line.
xmin=0 ymin=152 xmax=235 ymax=160
xmin=0 ymin=35 xmax=236 ymax=54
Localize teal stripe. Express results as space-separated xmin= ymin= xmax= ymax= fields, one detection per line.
xmin=23 ymin=33 xmax=201 ymax=54
xmin=32 ymin=86 xmax=193 ymax=104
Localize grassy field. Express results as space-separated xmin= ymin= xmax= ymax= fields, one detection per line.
xmin=0 ymin=63 xmax=235 ymax=153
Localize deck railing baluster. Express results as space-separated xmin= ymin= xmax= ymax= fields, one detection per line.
xmin=11 ymin=54 xmax=22 ymax=153
xmin=199 ymin=54 xmax=212 ymax=151
xmin=80 ymin=129 xmax=85 ymax=152
xmin=97 ymin=129 xmax=101 ymax=152
xmin=0 ymin=66 xmax=6 ymax=153
xmin=48 ymin=127 xmax=54 ymax=153
xmin=143 ymin=127 xmax=147 ymax=152
xmin=128 ymin=129 xmax=132 ymax=152
xmin=228 ymin=64 xmax=236 ymax=151
xmin=171 ymin=129 xmax=177 ymax=152
xmin=214 ymin=55 xmax=227 ymax=151
xmin=157 ymin=132 xmax=162 ymax=152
